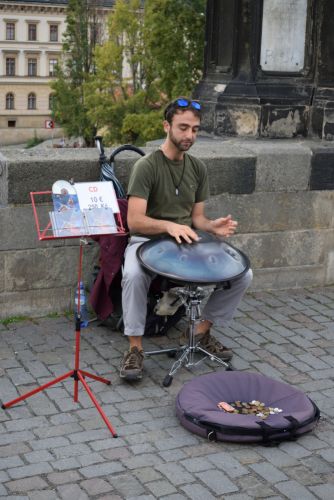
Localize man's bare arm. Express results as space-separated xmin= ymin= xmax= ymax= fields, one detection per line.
xmin=127 ymin=196 xmax=199 ymax=244
xmin=192 ymin=202 xmax=237 ymax=237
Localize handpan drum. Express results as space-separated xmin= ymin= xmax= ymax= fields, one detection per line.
xmin=137 ymin=230 xmax=250 ymax=284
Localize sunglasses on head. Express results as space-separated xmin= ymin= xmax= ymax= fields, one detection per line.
xmin=174 ymin=98 xmax=201 ymax=111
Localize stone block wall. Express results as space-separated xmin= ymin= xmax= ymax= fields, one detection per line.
xmin=0 ymin=138 xmax=333 ymax=319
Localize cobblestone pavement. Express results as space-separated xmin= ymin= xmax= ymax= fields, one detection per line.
xmin=0 ymin=286 xmax=333 ymax=499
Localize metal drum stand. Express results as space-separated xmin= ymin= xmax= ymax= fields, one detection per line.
xmin=137 ymin=230 xmax=250 ymax=387
xmin=161 ymin=284 xmax=232 ymax=387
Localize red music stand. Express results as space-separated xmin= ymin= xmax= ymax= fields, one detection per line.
xmin=1 ymin=190 xmax=126 ymax=437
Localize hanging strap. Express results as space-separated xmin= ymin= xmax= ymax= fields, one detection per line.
xmin=284 ymin=416 xmax=299 ymax=440
xmin=256 ymin=421 xmax=274 ymax=445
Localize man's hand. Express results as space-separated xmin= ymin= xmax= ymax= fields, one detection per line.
xmin=166 ymin=222 xmax=199 ymax=244
xmin=210 ymin=215 xmax=237 ymax=237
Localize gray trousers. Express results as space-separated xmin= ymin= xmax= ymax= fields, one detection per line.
xmin=122 ymin=236 xmax=253 ymax=337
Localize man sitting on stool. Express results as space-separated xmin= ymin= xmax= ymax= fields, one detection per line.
xmin=120 ymin=97 xmax=253 ymax=380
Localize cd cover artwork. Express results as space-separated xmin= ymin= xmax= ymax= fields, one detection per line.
xmin=84 ymin=208 xmax=117 ymax=235
xmin=52 ymin=180 xmax=80 ymax=212
xmin=49 ymin=210 xmax=86 ymax=237
xmin=52 ymin=180 xmax=76 ymax=194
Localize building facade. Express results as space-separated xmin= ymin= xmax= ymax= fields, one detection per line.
xmin=0 ymin=0 xmax=113 ymax=145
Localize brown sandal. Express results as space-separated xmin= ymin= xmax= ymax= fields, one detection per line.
xmin=198 ymin=331 xmax=233 ymax=361
xmin=179 ymin=329 xmax=233 ymax=361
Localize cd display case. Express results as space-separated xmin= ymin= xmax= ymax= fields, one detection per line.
xmin=31 ymin=182 xmax=126 ymax=240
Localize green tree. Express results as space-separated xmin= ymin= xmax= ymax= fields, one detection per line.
xmin=145 ymin=0 xmax=206 ymax=99
xmin=55 ymin=0 xmax=206 ymax=145
xmin=85 ymin=0 xmax=160 ymax=144
xmin=108 ymin=0 xmax=145 ymax=92
xmin=51 ymin=0 xmax=103 ymax=146
xmin=86 ymin=0 xmax=206 ymax=144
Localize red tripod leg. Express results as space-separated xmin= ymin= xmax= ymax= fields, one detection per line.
xmin=2 ymin=370 xmax=74 ymax=409
xmin=77 ymin=371 xmax=117 ymax=437
xmin=74 ymin=328 xmax=81 ymax=402
xmin=80 ymin=369 xmax=111 ymax=385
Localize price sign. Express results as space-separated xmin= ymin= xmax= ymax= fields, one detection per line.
xmin=74 ymin=181 xmax=120 ymax=213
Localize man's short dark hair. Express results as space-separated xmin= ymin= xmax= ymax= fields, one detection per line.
xmin=164 ymin=97 xmax=201 ymax=124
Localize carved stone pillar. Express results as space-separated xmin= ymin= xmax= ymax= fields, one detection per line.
xmin=196 ymin=0 xmax=334 ymax=139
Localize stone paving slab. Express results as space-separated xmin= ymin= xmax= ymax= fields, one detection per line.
xmin=0 ymin=286 xmax=333 ymax=499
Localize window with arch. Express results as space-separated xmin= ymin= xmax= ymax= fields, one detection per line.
xmin=49 ymin=93 xmax=56 ymax=110
xmin=28 ymin=92 xmax=36 ymax=110
xmin=6 ymin=93 xmax=14 ymax=110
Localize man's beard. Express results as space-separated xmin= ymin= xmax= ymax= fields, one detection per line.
xmin=169 ymin=129 xmax=194 ymax=151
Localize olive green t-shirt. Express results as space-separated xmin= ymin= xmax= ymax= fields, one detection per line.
xmin=127 ymin=149 xmax=209 ymax=235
